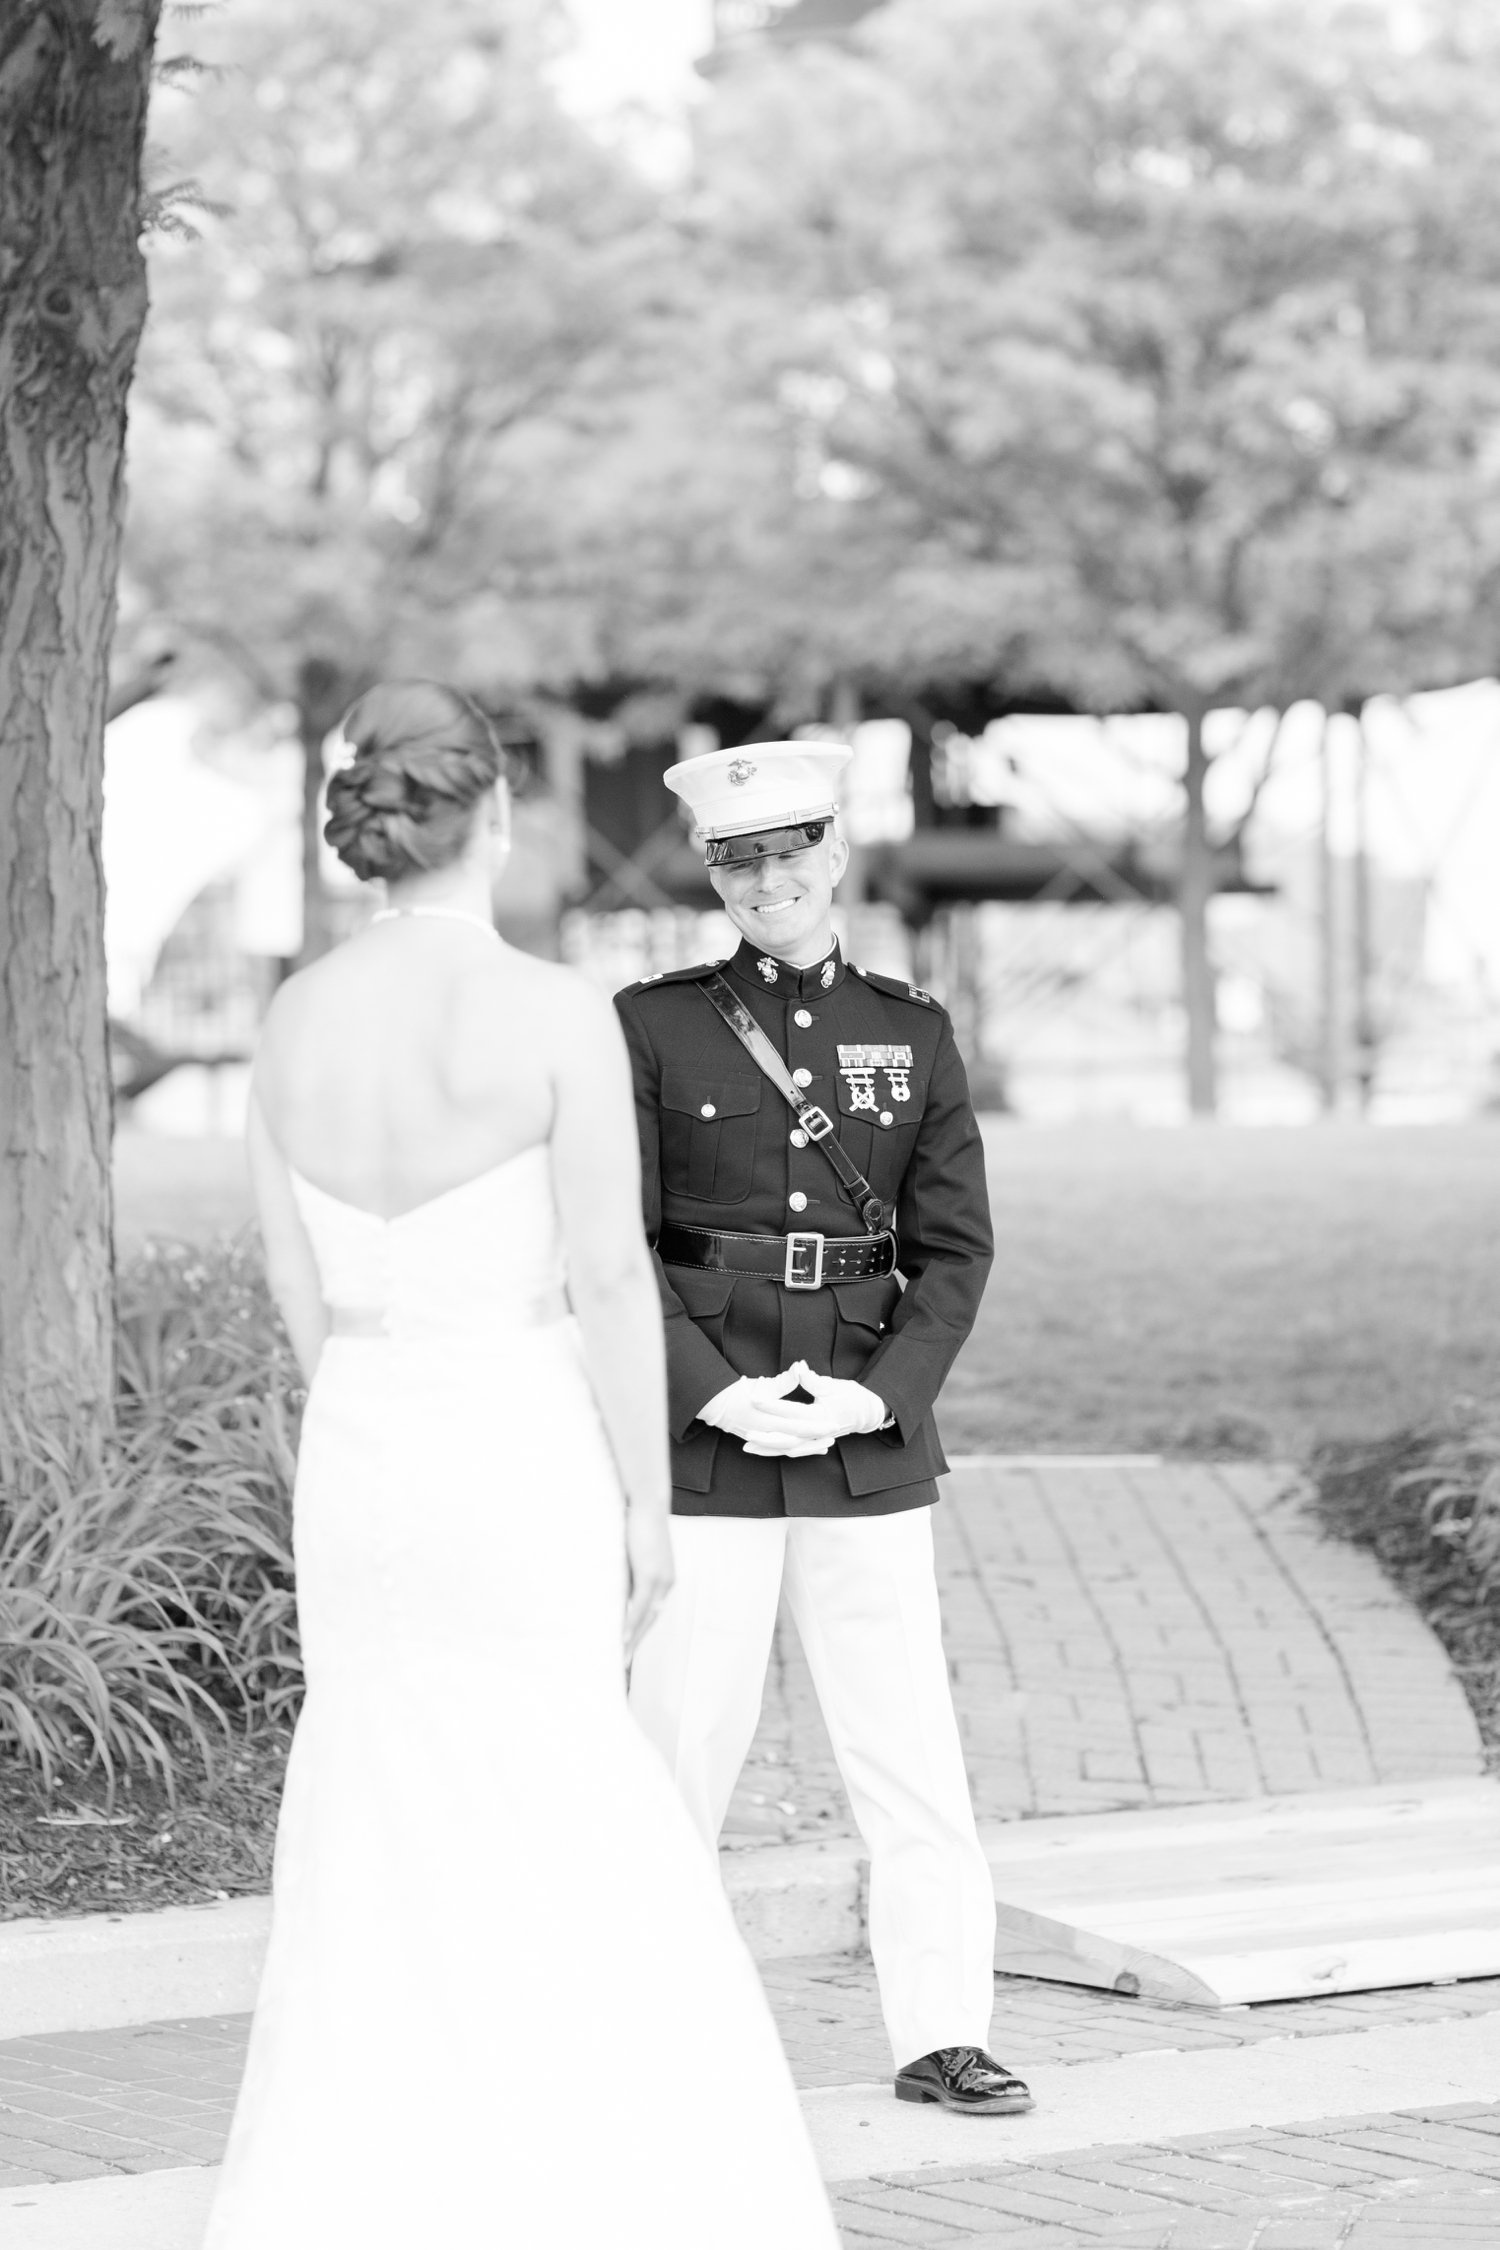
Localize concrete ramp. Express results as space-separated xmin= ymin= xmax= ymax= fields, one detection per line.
xmin=984 ymin=1778 xmax=1500 ymax=2006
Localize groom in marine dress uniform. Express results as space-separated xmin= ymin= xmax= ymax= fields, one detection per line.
xmin=617 ymin=741 xmax=1032 ymax=2116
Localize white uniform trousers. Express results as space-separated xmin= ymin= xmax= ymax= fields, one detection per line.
xmin=628 ymin=1507 xmax=997 ymax=2070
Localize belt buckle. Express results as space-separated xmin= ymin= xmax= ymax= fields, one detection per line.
xmin=799 ymin=1105 xmax=836 ymax=1143
xmin=784 ymin=1231 xmax=825 ymax=1289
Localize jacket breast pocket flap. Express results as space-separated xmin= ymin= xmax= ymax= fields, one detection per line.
xmin=661 ymin=1073 xmax=762 ymax=1122
xmin=660 ymin=1074 xmax=763 ymax=1203
xmin=834 ymin=1066 xmax=925 ymax=1128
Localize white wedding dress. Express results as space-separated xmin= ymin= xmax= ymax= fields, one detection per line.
xmin=205 ymin=1143 xmax=836 ymax=2249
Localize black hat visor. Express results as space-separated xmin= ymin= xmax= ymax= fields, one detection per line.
xmin=705 ymin=819 xmax=829 ymax=868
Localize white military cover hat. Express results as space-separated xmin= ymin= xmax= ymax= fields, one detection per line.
xmin=664 ymin=740 xmax=852 ymax=866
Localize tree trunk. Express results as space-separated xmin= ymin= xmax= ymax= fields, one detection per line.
xmin=0 ymin=1 xmax=162 ymax=1433
xmin=1178 ymin=704 xmax=1218 ymax=1117
xmin=1350 ymin=704 xmax=1376 ymax=1115
xmin=295 ymin=656 xmax=353 ymax=967
xmin=1317 ymin=707 xmax=1341 ymax=1114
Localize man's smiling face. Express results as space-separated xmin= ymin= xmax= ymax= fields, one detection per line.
xmin=709 ymin=829 xmax=850 ymax=965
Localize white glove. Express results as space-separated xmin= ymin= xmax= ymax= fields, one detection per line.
xmin=752 ymin=1362 xmax=891 ymax=1445
xmin=698 ymin=1372 xmax=835 ymax=1457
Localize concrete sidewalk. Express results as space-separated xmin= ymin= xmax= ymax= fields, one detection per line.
xmin=0 ymin=1966 xmax=1497 ymax=2243
xmin=722 ymin=1460 xmax=1484 ymax=1848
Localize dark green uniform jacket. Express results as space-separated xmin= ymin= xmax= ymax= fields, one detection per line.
xmin=614 ymin=938 xmax=994 ymax=1519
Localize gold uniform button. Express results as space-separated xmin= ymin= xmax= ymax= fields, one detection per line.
xmin=700 ymin=1103 xmax=716 ymax=1118
xmin=792 ymin=1067 xmax=813 ymax=1088
xmin=880 ymin=1110 xmax=894 ymax=1126
xmin=789 ymin=1129 xmax=809 ymax=1148
xmin=794 ymin=1008 xmax=813 ymax=1028
xmin=788 ymin=1191 xmax=808 ymax=1214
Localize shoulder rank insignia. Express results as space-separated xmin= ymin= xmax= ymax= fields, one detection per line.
xmin=621 ymin=959 xmax=728 ymax=996
xmin=851 ymin=967 xmax=940 ymax=1009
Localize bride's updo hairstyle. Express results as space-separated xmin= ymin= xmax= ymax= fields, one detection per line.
xmin=324 ymin=680 xmax=504 ymax=884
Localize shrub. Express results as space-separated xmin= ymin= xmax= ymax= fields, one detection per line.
xmin=1390 ymin=1405 xmax=1500 ymax=1604
xmin=0 ymin=1240 xmax=304 ymax=1799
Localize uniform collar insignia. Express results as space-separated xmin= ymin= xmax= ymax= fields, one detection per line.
xmin=729 ymin=938 xmax=846 ymax=999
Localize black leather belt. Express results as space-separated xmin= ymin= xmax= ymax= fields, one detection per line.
xmin=659 ymin=1222 xmax=898 ymax=1291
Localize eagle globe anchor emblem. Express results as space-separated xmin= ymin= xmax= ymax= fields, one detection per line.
xmin=727 ymin=759 xmax=757 ymax=786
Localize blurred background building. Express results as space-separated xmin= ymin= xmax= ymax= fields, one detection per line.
xmin=106 ymin=680 xmax=1500 ymax=1134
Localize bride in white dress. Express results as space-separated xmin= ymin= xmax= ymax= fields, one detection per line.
xmin=206 ymin=682 xmax=837 ymax=2249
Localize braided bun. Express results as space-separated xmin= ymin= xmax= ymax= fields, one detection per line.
xmin=324 ymin=681 xmax=503 ymax=884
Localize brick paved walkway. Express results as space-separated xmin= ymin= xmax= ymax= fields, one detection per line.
xmin=723 ymin=1463 xmax=1483 ymax=1847
xmin=0 ymin=2016 xmax=242 ymax=2188
xmin=2 ymin=1969 xmax=1498 ymax=2243
xmin=762 ymin=1962 xmax=1500 ymax=2091
xmin=829 ymin=2106 xmax=1500 ymax=2247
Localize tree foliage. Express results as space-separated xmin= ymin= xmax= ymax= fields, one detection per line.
xmin=127 ymin=0 xmax=666 ymax=950
xmin=122 ymin=0 xmax=1500 ymax=1088
xmin=664 ymin=0 xmax=1500 ymax=695
xmin=603 ymin=0 xmax=1500 ymax=1104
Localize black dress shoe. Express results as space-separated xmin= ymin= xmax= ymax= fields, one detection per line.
xmin=894 ymin=2046 xmax=1034 ymax=2114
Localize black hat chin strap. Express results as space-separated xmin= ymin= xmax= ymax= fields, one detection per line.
xmin=697 ymin=974 xmax=892 ymax=1237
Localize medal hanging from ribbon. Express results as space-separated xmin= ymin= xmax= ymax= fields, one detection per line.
xmin=837 ymin=1044 xmax=913 ymax=1112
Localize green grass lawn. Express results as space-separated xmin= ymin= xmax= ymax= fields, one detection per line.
xmin=944 ymin=1122 xmax=1500 ymax=1458
xmin=114 ymin=1134 xmax=256 ymax=1248
xmin=116 ymin=1122 xmax=1500 ymax=1459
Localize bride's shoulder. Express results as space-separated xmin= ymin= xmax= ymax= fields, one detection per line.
xmin=254 ymin=940 xmax=373 ymax=1051
xmin=253 ymin=952 xmax=331 ymax=1053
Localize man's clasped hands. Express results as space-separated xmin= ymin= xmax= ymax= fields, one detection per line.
xmin=698 ymin=1361 xmax=889 ymax=1456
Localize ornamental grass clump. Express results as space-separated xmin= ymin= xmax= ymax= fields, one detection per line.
xmin=1309 ymin=1402 xmax=1500 ymax=1765
xmin=1392 ymin=1405 xmax=1500 ymax=1605
xmin=1310 ymin=1405 xmax=1500 ymax=1610
xmin=0 ymin=1240 xmax=305 ymax=1800
xmin=0 ymin=1421 xmax=235 ymax=1795
xmin=116 ymin=1237 xmax=293 ymax=1416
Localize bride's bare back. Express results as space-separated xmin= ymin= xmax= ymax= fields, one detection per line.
xmin=254 ymin=918 xmax=567 ymax=1218
xmin=248 ymin=907 xmax=671 ymax=1645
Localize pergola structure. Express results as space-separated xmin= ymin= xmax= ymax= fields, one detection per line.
xmin=576 ymin=737 xmax=1266 ymax=929
xmin=572 ymin=725 xmax=1268 ymax=1111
